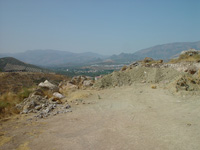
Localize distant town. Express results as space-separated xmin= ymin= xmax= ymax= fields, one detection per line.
xmin=52 ymin=64 xmax=127 ymax=77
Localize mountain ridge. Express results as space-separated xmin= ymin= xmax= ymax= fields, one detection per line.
xmin=0 ymin=41 xmax=200 ymax=66
xmin=0 ymin=50 xmax=108 ymax=66
xmin=133 ymin=41 xmax=200 ymax=59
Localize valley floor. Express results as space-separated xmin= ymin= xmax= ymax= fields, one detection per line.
xmin=0 ymin=84 xmax=200 ymax=150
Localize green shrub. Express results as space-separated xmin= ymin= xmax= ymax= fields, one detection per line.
xmin=0 ymin=101 xmax=10 ymax=113
xmin=17 ymin=88 xmax=32 ymax=100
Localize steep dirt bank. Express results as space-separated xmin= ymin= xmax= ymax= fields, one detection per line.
xmin=94 ymin=66 xmax=200 ymax=96
xmin=0 ymin=84 xmax=200 ymax=150
xmin=94 ymin=67 xmax=184 ymax=88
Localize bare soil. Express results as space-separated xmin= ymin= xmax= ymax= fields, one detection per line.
xmin=0 ymin=84 xmax=200 ymax=150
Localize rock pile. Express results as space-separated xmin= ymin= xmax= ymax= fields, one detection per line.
xmin=175 ymin=75 xmax=200 ymax=92
xmin=120 ymin=58 xmax=164 ymax=72
xmin=59 ymin=75 xmax=94 ymax=90
xmin=16 ymin=80 xmax=71 ymax=118
xmin=180 ymin=48 xmax=200 ymax=56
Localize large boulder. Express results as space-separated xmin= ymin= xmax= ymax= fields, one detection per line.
xmin=38 ymin=80 xmax=59 ymax=92
xmin=83 ymin=80 xmax=94 ymax=87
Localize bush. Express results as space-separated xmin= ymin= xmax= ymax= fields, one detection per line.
xmin=0 ymin=101 xmax=10 ymax=113
xmin=170 ymin=53 xmax=200 ymax=63
xmin=18 ymin=88 xmax=32 ymax=100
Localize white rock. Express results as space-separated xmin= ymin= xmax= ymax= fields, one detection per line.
xmin=53 ymin=92 xmax=65 ymax=99
xmin=38 ymin=80 xmax=58 ymax=91
xmin=83 ymin=80 xmax=93 ymax=87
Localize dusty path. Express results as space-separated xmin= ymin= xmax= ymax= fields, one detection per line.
xmin=1 ymin=84 xmax=200 ymax=150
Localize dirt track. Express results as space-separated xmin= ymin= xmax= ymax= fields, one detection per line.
xmin=1 ymin=84 xmax=200 ymax=150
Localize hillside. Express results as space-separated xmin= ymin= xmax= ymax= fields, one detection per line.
xmin=134 ymin=41 xmax=200 ymax=60
xmin=0 ymin=50 xmax=107 ymax=66
xmin=108 ymin=41 xmax=200 ymax=63
xmin=109 ymin=53 xmax=140 ymax=64
xmin=0 ymin=57 xmax=48 ymax=72
xmin=0 ymin=72 xmax=69 ymax=94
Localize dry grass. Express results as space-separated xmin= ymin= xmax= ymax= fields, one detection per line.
xmin=0 ymin=72 xmax=70 ymax=119
xmin=0 ymin=72 xmax=70 ymax=94
xmin=169 ymin=54 xmax=200 ymax=63
xmin=0 ymin=88 xmax=33 ymax=119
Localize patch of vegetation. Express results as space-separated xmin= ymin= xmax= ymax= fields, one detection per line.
xmin=17 ymin=88 xmax=32 ymax=99
xmin=0 ymin=101 xmax=10 ymax=113
xmin=0 ymin=88 xmax=34 ymax=119
xmin=169 ymin=53 xmax=200 ymax=63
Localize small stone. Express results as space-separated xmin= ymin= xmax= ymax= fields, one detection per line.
xmin=141 ymin=80 xmax=146 ymax=83
xmin=52 ymin=104 xmax=57 ymax=108
xmin=53 ymin=112 xmax=57 ymax=116
xmin=26 ymin=118 xmax=32 ymax=121
xmin=65 ymin=104 xmax=71 ymax=109
xmin=151 ymin=85 xmax=157 ymax=89
xmin=22 ymin=109 xmax=28 ymax=114
xmin=35 ymin=105 xmax=42 ymax=110
xmin=64 ymin=110 xmax=72 ymax=113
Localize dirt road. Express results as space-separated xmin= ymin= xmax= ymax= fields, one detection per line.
xmin=1 ymin=84 xmax=200 ymax=150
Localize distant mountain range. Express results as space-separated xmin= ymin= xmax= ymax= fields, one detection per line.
xmin=133 ymin=41 xmax=200 ymax=60
xmin=0 ymin=41 xmax=199 ymax=66
xmin=0 ymin=50 xmax=107 ymax=66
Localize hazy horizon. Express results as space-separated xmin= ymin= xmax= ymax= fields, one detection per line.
xmin=0 ymin=0 xmax=200 ymax=55
xmin=1 ymin=40 xmax=200 ymax=56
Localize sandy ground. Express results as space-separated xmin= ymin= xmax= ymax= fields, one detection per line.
xmin=0 ymin=83 xmax=200 ymax=150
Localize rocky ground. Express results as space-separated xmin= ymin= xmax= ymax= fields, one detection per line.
xmin=0 ymin=84 xmax=200 ymax=150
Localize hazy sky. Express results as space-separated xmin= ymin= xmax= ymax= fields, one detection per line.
xmin=0 ymin=0 xmax=199 ymax=55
